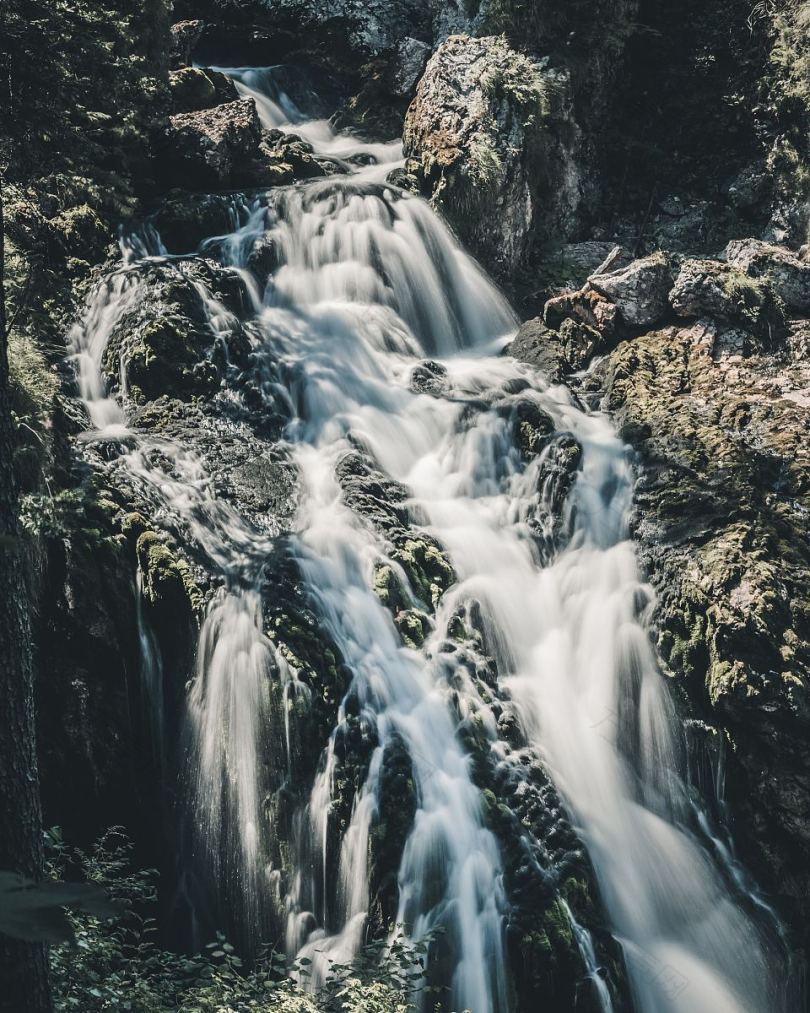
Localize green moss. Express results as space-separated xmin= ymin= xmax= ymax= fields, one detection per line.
xmin=768 ymin=4 xmax=810 ymax=197
xmin=391 ymin=537 xmax=456 ymax=609
xmin=372 ymin=562 xmax=410 ymax=613
xmin=468 ymin=133 xmax=503 ymax=189
xmin=50 ymin=204 xmax=109 ymax=261
xmin=393 ymin=608 xmax=432 ymax=649
xmin=480 ymin=41 xmax=549 ymax=122
xmin=135 ymin=530 xmax=204 ymax=618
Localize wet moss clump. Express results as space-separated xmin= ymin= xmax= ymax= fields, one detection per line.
xmin=135 ymin=530 xmax=204 ymax=619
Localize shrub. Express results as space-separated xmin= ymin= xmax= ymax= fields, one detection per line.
xmin=46 ymin=828 xmax=436 ymax=1013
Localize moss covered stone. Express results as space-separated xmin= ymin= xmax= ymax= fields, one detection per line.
xmin=135 ymin=530 xmax=204 ymax=618
xmin=403 ymin=34 xmax=551 ymax=281
xmin=601 ymin=315 xmax=810 ymax=949
xmin=101 ymin=260 xmax=251 ymax=403
xmin=390 ymin=536 xmax=455 ymax=610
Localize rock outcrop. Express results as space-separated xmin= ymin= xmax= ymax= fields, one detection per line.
xmin=589 ymin=251 xmax=675 ymax=328
xmin=513 ymin=245 xmax=810 ymax=954
xmin=169 ymin=66 xmax=239 ymax=114
xmin=601 ymin=315 xmax=810 ymax=947
xmin=724 ymin=239 xmax=810 ymax=314
xmin=166 ymin=97 xmax=262 ymax=186
xmin=402 ymin=34 xmax=554 ymax=280
xmin=669 ymin=258 xmax=786 ymax=342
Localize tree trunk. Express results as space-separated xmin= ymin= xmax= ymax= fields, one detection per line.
xmin=0 ymin=180 xmax=52 ymax=1012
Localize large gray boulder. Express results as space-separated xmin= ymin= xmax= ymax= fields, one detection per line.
xmin=167 ymin=98 xmax=262 ymax=186
xmin=589 ymin=251 xmax=674 ymax=328
xmin=724 ymin=239 xmax=810 ymax=314
xmin=670 ymin=258 xmax=786 ymax=341
xmin=403 ymin=34 xmax=572 ymax=280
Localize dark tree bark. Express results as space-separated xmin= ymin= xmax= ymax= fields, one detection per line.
xmin=0 ymin=180 xmax=53 ymax=1012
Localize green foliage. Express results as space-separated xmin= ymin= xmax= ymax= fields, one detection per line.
xmin=479 ymin=39 xmax=549 ymax=121
xmin=767 ymin=1 xmax=810 ymax=194
xmin=47 ymin=829 xmax=436 ymax=1013
xmin=0 ymin=0 xmax=169 ymax=211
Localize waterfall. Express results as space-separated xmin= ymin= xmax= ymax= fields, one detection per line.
xmin=68 ymin=64 xmax=791 ymax=1013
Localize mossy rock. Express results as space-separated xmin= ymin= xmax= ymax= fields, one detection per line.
xmin=135 ymin=530 xmax=204 ymax=619
xmin=50 ymin=204 xmax=110 ymax=262
xmin=102 ymin=260 xmax=251 ymax=403
xmin=169 ymin=66 xmax=238 ymax=114
xmin=150 ymin=190 xmax=249 ymax=253
xmin=511 ymin=398 xmax=556 ymax=460
xmin=393 ymin=608 xmax=433 ymax=649
xmin=372 ymin=562 xmax=410 ymax=613
xmin=390 ymin=536 xmax=456 ymax=610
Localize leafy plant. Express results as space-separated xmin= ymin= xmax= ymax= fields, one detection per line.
xmin=45 ymin=828 xmax=441 ymax=1013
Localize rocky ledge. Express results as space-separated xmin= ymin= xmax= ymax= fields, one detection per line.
xmin=511 ymin=237 xmax=810 ymax=954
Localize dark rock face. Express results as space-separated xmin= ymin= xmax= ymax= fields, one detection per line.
xmin=169 ymin=67 xmax=239 ymax=114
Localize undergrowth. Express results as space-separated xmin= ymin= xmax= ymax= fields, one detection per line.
xmin=47 ymin=828 xmax=443 ymax=1013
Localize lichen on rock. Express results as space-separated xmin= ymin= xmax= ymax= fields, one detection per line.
xmin=403 ymin=34 xmax=551 ymax=279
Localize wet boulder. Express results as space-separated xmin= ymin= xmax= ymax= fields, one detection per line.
xmin=101 ymin=260 xmax=251 ymax=403
xmin=136 ymin=530 xmax=204 ymax=620
xmin=669 ymin=259 xmax=785 ymax=342
xmin=509 ymin=318 xmax=571 ymax=382
xmin=402 ymin=34 xmax=551 ymax=281
xmin=409 ymin=359 xmax=448 ymax=396
xmin=150 ymin=190 xmax=248 ymax=253
xmin=724 ymin=238 xmax=810 ymax=314
xmin=166 ymin=98 xmax=262 ymax=187
xmin=390 ymin=536 xmax=455 ymax=609
xmin=169 ymin=67 xmax=239 ymax=114
xmin=588 ymin=251 xmax=675 ymax=328
xmin=544 ymin=287 xmax=618 ymax=340
xmin=263 ymin=131 xmax=330 ymax=179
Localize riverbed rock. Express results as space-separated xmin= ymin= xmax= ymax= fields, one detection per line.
xmin=669 ymin=258 xmax=786 ymax=342
xmin=724 ymin=238 xmax=810 ymax=313
xmin=150 ymin=191 xmax=250 ymax=253
xmin=402 ymin=34 xmax=551 ymax=280
xmin=166 ymin=98 xmax=262 ymax=187
xmin=589 ymin=251 xmax=675 ymax=328
xmin=509 ymin=318 xmax=571 ymax=382
xmin=101 ymin=260 xmax=251 ymax=403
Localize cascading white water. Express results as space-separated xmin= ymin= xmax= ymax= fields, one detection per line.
xmin=69 ymin=64 xmax=790 ymax=1013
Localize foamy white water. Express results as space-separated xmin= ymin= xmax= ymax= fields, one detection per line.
xmin=68 ymin=64 xmax=790 ymax=1013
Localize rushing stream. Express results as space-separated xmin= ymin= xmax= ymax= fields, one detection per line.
xmin=69 ymin=65 xmax=790 ymax=1013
